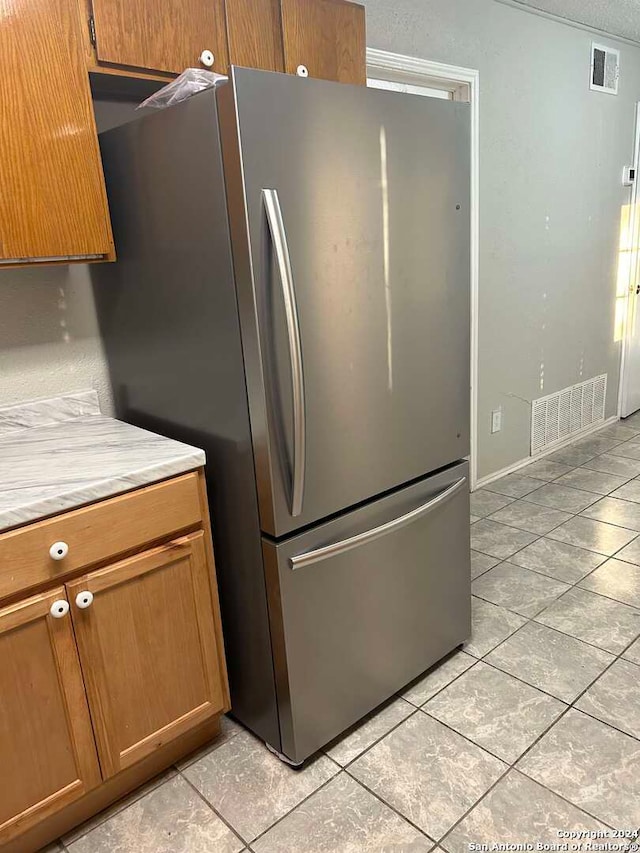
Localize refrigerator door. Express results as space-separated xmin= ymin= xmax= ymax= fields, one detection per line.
xmin=262 ymin=461 xmax=471 ymax=763
xmin=218 ymin=68 xmax=470 ymax=537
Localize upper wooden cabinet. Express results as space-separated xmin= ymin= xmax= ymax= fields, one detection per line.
xmin=281 ymin=0 xmax=366 ymax=85
xmin=0 ymin=589 xmax=101 ymax=845
xmin=0 ymin=0 xmax=114 ymax=264
xmin=89 ymin=0 xmax=229 ymax=76
xmin=3 ymin=0 xmax=365 ymax=266
xmin=225 ymin=0 xmax=285 ymax=73
xmin=87 ymin=0 xmax=366 ymax=84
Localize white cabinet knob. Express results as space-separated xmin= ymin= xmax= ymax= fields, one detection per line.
xmin=50 ymin=599 xmax=69 ymax=619
xmin=200 ymin=49 xmax=215 ymax=68
xmin=49 ymin=541 xmax=69 ymax=561
xmin=75 ymin=591 xmax=94 ymax=610
xmin=296 ymin=64 xmax=309 ymax=77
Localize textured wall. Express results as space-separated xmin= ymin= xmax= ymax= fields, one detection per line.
xmin=2 ymin=6 xmax=639 ymax=479
xmin=0 ymin=100 xmax=139 ymax=415
xmin=363 ymin=0 xmax=640 ymax=478
xmin=0 ymin=264 xmax=114 ymax=413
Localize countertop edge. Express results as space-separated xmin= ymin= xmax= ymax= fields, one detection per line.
xmin=0 ymin=450 xmax=206 ymax=534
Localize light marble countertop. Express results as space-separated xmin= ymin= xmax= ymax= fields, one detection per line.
xmin=0 ymin=390 xmax=205 ymax=532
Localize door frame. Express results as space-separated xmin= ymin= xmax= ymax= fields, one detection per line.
xmin=366 ymin=49 xmax=480 ymax=488
xmin=617 ymin=100 xmax=640 ymax=418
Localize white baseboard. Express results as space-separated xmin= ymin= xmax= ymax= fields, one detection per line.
xmin=474 ymin=415 xmax=619 ymax=491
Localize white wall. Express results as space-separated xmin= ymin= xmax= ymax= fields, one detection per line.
xmin=0 ymin=264 xmax=113 ymax=414
xmin=362 ymin=0 xmax=640 ymax=478
xmin=0 ymin=99 xmax=139 ymax=415
xmin=2 ymin=3 xmax=639 ymax=480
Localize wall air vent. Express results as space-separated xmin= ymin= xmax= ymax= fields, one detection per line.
xmin=590 ymin=43 xmax=619 ymax=95
xmin=531 ymin=374 xmax=607 ymax=455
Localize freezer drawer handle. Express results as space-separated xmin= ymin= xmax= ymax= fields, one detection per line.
xmin=263 ymin=188 xmax=306 ymax=518
xmin=290 ymin=476 xmax=467 ymax=570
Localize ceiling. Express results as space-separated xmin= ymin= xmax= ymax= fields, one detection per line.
xmin=510 ymin=0 xmax=640 ymax=44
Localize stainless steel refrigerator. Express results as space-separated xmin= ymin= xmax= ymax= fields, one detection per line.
xmin=94 ymin=66 xmax=471 ymax=764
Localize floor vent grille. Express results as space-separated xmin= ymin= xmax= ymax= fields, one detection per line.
xmin=531 ymin=375 xmax=607 ymax=454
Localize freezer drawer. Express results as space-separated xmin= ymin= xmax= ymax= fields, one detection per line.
xmin=263 ymin=461 xmax=471 ymax=763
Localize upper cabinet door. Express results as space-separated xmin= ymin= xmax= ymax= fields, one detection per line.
xmin=0 ymin=0 xmax=113 ymax=263
xmin=280 ymin=0 xmax=366 ymax=85
xmin=226 ymin=0 xmax=285 ymax=72
xmin=0 ymin=589 xmax=100 ymax=845
xmin=90 ymin=0 xmax=229 ymax=75
xmin=68 ymin=532 xmax=227 ymax=778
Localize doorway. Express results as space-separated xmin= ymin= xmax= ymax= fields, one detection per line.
xmin=366 ymin=49 xmax=480 ymax=487
xmin=617 ymin=101 xmax=640 ymax=418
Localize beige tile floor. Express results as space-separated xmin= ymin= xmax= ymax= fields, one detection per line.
xmin=45 ymin=416 xmax=640 ymax=852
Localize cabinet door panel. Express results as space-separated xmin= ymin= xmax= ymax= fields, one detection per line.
xmin=69 ymin=532 xmax=225 ymax=777
xmin=0 ymin=590 xmax=100 ymax=844
xmin=91 ymin=0 xmax=229 ymax=75
xmin=280 ymin=0 xmax=366 ymax=85
xmin=0 ymin=0 xmax=113 ymax=262
xmin=226 ymin=0 xmax=284 ymax=72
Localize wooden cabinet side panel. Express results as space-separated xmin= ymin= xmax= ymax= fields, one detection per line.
xmin=0 ymin=0 xmax=113 ymax=260
xmin=0 ymin=590 xmax=100 ymax=844
xmin=281 ymin=0 xmax=366 ymax=85
xmin=196 ymin=470 xmax=231 ymax=710
xmin=91 ymin=0 xmax=229 ymax=75
xmin=226 ymin=0 xmax=285 ymax=72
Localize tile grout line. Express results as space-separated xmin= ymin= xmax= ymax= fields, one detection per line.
xmin=342 ymin=759 xmax=440 ymax=846
xmin=445 ymin=440 xmax=640 ymax=830
xmin=60 ymin=436 xmax=640 ymax=850
xmin=178 ymin=766 xmax=257 ymax=848
xmin=470 ymin=520 xmax=640 ymax=646
xmin=471 ymin=566 xmax=640 ymax=656
xmin=439 ymin=578 xmax=639 ymax=840
xmin=450 ymin=452 xmax=640 ymax=777
xmin=337 ymin=642 xmax=619 ymax=845
xmin=472 ymin=455 xmax=640 ymax=622
xmin=241 ymin=757 xmax=434 ymax=850
xmin=472 ymin=509 xmax=640 ymax=565
xmin=397 ymin=652 xmax=481 ymax=712
xmin=334 ymin=703 xmax=422 ymax=770
xmin=58 ymin=769 xmax=178 ymax=847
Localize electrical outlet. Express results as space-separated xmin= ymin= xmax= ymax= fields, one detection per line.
xmin=491 ymin=408 xmax=502 ymax=434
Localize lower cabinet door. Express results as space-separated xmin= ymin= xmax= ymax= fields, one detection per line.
xmin=68 ymin=532 xmax=225 ymax=778
xmin=0 ymin=589 xmax=101 ymax=844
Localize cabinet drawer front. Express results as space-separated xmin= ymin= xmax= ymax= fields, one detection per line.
xmin=68 ymin=532 xmax=226 ymax=777
xmin=0 ymin=473 xmax=202 ymax=603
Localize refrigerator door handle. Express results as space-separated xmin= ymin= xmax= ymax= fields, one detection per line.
xmin=290 ymin=476 xmax=467 ymax=569
xmin=262 ymin=188 xmax=306 ymax=518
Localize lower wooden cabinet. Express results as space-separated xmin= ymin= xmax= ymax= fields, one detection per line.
xmin=0 ymin=471 xmax=229 ymax=850
xmin=68 ymin=532 xmax=226 ymax=778
xmin=0 ymin=589 xmax=101 ymax=843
